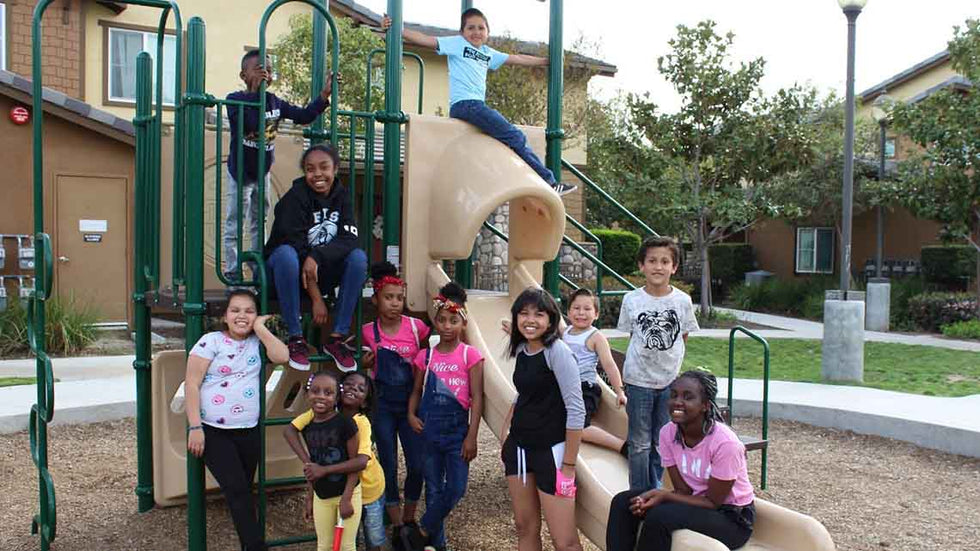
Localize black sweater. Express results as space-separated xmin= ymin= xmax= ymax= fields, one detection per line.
xmin=263 ymin=177 xmax=359 ymax=268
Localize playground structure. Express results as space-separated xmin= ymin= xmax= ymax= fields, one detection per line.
xmin=24 ymin=1 xmax=835 ymax=550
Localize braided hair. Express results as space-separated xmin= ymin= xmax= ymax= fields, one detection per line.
xmin=673 ymin=368 xmax=726 ymax=444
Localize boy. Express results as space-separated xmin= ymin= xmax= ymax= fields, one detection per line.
xmin=617 ymin=236 xmax=699 ymax=490
xmin=381 ymin=9 xmax=575 ymax=195
xmin=223 ymin=49 xmax=334 ymax=281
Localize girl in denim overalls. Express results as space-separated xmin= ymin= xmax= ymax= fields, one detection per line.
xmin=360 ymin=262 xmax=429 ymax=541
xmin=402 ymin=283 xmax=484 ymax=551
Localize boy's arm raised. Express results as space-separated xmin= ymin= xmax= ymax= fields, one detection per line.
xmin=504 ymin=53 xmax=548 ymax=67
xmin=381 ymin=15 xmax=438 ymax=50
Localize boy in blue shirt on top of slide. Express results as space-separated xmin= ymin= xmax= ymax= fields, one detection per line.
xmin=382 ymin=9 xmax=576 ymax=196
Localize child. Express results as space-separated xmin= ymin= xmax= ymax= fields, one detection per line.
xmin=402 ymin=283 xmax=485 ymax=551
xmin=501 ymin=288 xmax=584 ymax=551
xmin=606 ymin=370 xmax=755 ymax=551
xmin=359 ymin=261 xmax=429 ymax=542
xmin=264 ymin=144 xmax=367 ymax=372
xmin=564 ymin=288 xmax=630 ymax=456
xmin=339 ymin=371 xmax=387 ymax=551
xmin=617 ymin=236 xmax=699 ymax=491
xmin=284 ymin=372 xmax=366 ymax=551
xmin=223 ymin=50 xmax=334 ymax=282
xmin=381 ymin=9 xmax=576 ymax=196
xmin=184 ymin=289 xmax=290 ymax=551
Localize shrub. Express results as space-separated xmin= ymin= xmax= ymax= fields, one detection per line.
xmin=695 ymin=308 xmax=739 ymax=329
xmin=709 ymin=244 xmax=754 ymax=287
xmin=728 ymin=276 xmax=835 ymax=319
xmin=920 ymin=246 xmax=977 ymax=288
xmin=941 ymin=319 xmax=980 ymax=340
xmin=591 ymin=229 xmax=642 ymax=276
xmin=906 ymin=292 xmax=978 ymax=332
xmin=0 ymin=295 xmax=99 ymax=357
xmin=889 ymin=277 xmax=932 ymax=331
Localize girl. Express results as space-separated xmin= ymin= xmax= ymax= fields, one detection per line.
xmin=184 ymin=289 xmax=290 ymax=551
xmin=284 ymin=372 xmax=366 ymax=551
xmin=381 ymin=9 xmax=575 ymax=196
xmin=264 ymin=143 xmax=368 ymax=372
xmin=360 ymin=261 xmax=429 ymax=540
xmin=564 ymin=288 xmax=629 ymax=456
xmin=606 ymin=370 xmax=756 ymax=551
xmin=403 ymin=283 xmax=485 ymax=551
xmin=339 ymin=371 xmax=387 ymax=551
xmin=501 ymin=288 xmax=585 ymax=551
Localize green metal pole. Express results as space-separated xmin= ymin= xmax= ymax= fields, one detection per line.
xmin=382 ymin=0 xmax=404 ymax=263
xmin=184 ymin=17 xmax=207 ymax=551
xmin=462 ymin=1 xmax=473 ymax=11
xmin=454 ymin=1 xmax=475 ymax=287
xmin=543 ymin=0 xmax=564 ymax=297
xmin=311 ymin=0 xmax=326 ymax=146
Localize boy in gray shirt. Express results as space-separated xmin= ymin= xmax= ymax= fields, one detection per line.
xmin=617 ymin=236 xmax=699 ymax=490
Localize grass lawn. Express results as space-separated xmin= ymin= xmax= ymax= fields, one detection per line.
xmin=609 ymin=337 xmax=980 ymax=397
xmin=0 ymin=377 xmax=37 ymax=388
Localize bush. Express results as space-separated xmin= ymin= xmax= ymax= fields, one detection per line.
xmin=906 ymin=292 xmax=978 ymax=332
xmin=941 ymin=319 xmax=980 ymax=340
xmin=709 ymin=244 xmax=754 ymax=286
xmin=889 ymin=277 xmax=932 ymax=331
xmin=728 ymin=276 xmax=836 ymax=319
xmin=0 ymin=296 xmax=99 ymax=357
xmin=591 ymin=229 xmax=642 ymax=276
xmin=920 ymin=246 xmax=977 ymax=288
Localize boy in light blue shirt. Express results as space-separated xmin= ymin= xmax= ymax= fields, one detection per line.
xmin=382 ymin=9 xmax=576 ymax=196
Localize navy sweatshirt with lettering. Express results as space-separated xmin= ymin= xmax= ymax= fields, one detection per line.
xmin=225 ymin=91 xmax=328 ymax=182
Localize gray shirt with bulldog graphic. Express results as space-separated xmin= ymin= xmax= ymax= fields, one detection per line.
xmin=617 ymin=286 xmax=699 ymax=389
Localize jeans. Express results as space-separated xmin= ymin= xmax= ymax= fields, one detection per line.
xmin=606 ymin=489 xmax=753 ymax=551
xmin=374 ymin=397 xmax=425 ymax=506
xmin=202 ymin=425 xmax=266 ymax=551
xmin=449 ymin=100 xmax=556 ymax=185
xmin=360 ymin=496 xmax=387 ymax=548
xmin=222 ymin=168 xmax=272 ymax=279
xmin=265 ymin=244 xmax=367 ymax=337
xmin=625 ymin=383 xmax=671 ymax=490
xmin=419 ymin=411 xmax=470 ymax=548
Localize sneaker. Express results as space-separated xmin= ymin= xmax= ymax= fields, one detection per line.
xmin=551 ymin=181 xmax=577 ymax=196
xmin=399 ymin=523 xmax=426 ymax=551
xmin=321 ymin=337 xmax=357 ymax=372
xmin=286 ymin=337 xmax=311 ymax=371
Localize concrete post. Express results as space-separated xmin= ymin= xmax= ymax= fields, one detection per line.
xmin=865 ymin=278 xmax=890 ymax=332
xmin=822 ymin=290 xmax=865 ymax=382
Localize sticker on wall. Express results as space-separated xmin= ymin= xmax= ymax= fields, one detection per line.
xmin=79 ymin=219 xmax=108 ymax=233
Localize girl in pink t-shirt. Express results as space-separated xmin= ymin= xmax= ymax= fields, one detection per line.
xmin=402 ymin=282 xmax=485 ymax=551
xmin=606 ymin=370 xmax=756 ymax=551
xmin=359 ymin=261 xmax=430 ymax=538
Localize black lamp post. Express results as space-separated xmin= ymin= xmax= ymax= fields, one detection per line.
xmin=870 ymin=93 xmax=893 ymax=278
xmin=838 ymin=0 xmax=867 ymax=295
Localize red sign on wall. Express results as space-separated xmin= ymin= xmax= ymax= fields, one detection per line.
xmin=10 ymin=106 xmax=30 ymax=125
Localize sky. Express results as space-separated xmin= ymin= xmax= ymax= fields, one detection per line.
xmin=355 ymin=0 xmax=978 ymax=112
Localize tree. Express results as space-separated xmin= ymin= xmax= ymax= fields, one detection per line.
xmin=892 ymin=18 xmax=980 ymax=307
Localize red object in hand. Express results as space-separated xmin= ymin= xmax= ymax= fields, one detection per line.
xmin=332 ymin=512 xmax=344 ymax=551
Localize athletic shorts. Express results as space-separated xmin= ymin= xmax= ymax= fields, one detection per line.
xmin=502 ymin=435 xmax=566 ymax=496
xmin=582 ymin=381 xmax=601 ymax=428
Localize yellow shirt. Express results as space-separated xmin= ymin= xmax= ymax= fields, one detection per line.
xmin=353 ymin=413 xmax=385 ymax=503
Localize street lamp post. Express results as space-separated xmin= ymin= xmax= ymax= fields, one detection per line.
xmin=867 ymin=93 xmax=893 ymax=332
xmin=838 ymin=0 xmax=866 ymax=294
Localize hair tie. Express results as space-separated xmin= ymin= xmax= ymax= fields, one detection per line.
xmin=372 ymin=275 xmax=405 ymax=294
xmin=306 ymin=373 xmax=316 ymax=390
xmin=432 ymin=294 xmax=467 ymax=320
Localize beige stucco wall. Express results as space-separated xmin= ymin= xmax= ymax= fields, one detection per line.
xmin=857 ymin=59 xmax=957 ymax=120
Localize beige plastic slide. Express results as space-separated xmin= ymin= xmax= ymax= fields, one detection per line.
xmin=401 ymin=114 xmax=836 ymax=551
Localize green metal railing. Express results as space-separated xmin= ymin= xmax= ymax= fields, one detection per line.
xmin=366 ymin=48 xmax=425 ymax=116
xmin=727 ymin=326 xmax=770 ymax=489
xmin=561 ymin=159 xmax=659 ymax=238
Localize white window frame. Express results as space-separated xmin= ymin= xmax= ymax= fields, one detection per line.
xmin=107 ymin=26 xmax=176 ymax=105
xmin=0 ymin=4 xmax=7 ymax=71
xmin=795 ymin=227 xmax=835 ymax=274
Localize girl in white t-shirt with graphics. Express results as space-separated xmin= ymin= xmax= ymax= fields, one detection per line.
xmin=184 ymin=289 xmax=290 ymax=551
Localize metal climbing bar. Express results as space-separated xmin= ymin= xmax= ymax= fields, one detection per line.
xmin=366 ymin=48 xmax=426 ymax=115
xmin=561 ymin=159 xmax=659 ymax=238
xmin=727 ymin=325 xmax=771 ymax=489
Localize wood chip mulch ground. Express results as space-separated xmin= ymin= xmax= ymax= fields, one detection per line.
xmin=1 ymin=417 xmax=978 ymax=551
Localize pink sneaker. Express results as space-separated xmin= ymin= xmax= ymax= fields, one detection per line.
xmin=287 ymin=337 xmax=311 ymax=371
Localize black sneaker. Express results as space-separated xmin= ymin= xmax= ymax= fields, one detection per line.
xmin=400 ymin=523 xmax=426 ymax=551
xmin=552 ymin=181 xmax=577 ymax=196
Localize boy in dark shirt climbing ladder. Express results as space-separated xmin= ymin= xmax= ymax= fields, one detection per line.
xmin=222 ymin=49 xmax=334 ymax=281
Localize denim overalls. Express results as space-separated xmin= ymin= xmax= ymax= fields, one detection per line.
xmin=371 ymin=318 xmax=425 ymax=506
xmin=418 ymin=345 xmax=472 ymax=548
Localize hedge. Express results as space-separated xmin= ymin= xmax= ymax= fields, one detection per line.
xmin=591 ymin=229 xmax=642 ymax=276
xmin=709 ymin=243 xmax=754 ymax=286
xmin=906 ymin=292 xmax=978 ymax=332
xmin=920 ymin=246 xmax=977 ymax=287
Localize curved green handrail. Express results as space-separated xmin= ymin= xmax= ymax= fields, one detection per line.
xmin=366 ymin=48 xmax=425 ymax=115
xmin=561 ymin=159 xmax=659 ymax=238
xmin=727 ymin=325 xmax=770 ymax=489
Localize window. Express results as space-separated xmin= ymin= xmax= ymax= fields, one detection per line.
xmin=795 ymin=227 xmax=834 ymax=274
xmin=884 ymin=137 xmax=896 ymax=159
xmin=107 ymin=26 xmax=176 ymax=105
xmin=0 ymin=3 xmax=7 ymax=71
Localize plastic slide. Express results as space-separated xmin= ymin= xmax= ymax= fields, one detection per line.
xmin=401 ymin=114 xmax=836 ymax=551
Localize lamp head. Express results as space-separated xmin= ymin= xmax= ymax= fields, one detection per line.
xmin=870 ymin=93 xmax=895 ymax=123
xmin=838 ymin=0 xmax=868 ymax=10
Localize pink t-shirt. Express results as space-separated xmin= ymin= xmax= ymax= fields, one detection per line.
xmin=413 ymin=343 xmax=483 ymax=410
xmin=361 ymin=315 xmax=430 ymax=362
xmin=658 ymin=422 xmax=755 ymax=506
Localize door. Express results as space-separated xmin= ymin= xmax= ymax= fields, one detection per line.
xmin=55 ymin=175 xmax=129 ymax=322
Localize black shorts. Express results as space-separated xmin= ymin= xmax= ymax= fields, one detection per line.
xmin=582 ymin=381 xmax=601 ymax=428
xmin=502 ymin=435 xmax=564 ymax=496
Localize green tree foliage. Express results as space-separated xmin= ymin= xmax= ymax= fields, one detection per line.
xmin=892 ymin=18 xmax=980 ymax=307
xmin=272 ymin=13 xmax=385 ymax=112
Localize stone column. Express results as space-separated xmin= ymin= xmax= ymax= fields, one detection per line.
xmin=821 ymin=290 xmax=865 ymax=383
xmin=865 ymin=278 xmax=890 ymax=332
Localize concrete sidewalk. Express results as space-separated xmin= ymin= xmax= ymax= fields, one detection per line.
xmin=0 ymin=354 xmax=135 ymax=380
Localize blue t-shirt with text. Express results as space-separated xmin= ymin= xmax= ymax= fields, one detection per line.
xmin=436 ymin=35 xmax=508 ymax=106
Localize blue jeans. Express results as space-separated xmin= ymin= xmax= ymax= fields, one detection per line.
xmin=265 ymin=244 xmax=367 ymax=337
xmin=449 ymin=100 xmax=556 ymax=185
xmin=420 ymin=410 xmax=470 ymax=548
xmin=361 ymin=496 xmax=386 ymax=548
xmin=374 ymin=397 xmax=425 ymax=507
xmin=625 ymin=383 xmax=671 ymax=490
xmin=221 ymin=168 xmax=271 ymax=279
